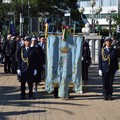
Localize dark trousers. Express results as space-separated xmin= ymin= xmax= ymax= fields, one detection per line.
xmin=82 ymin=61 xmax=88 ymax=81
xmin=4 ymin=55 xmax=11 ymax=72
xmin=11 ymin=54 xmax=17 ymax=74
xmin=102 ymin=72 xmax=114 ymax=97
xmin=21 ymin=75 xmax=33 ymax=98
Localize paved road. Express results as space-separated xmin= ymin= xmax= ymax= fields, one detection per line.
xmin=0 ymin=64 xmax=120 ymax=120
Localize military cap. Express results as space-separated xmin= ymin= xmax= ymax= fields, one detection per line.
xmin=31 ymin=37 xmax=37 ymax=41
xmin=39 ymin=34 xmax=45 ymax=39
xmin=24 ymin=36 xmax=31 ymax=41
xmin=104 ymin=37 xmax=112 ymax=42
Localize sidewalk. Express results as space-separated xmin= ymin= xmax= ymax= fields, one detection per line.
xmin=0 ymin=64 xmax=120 ymax=120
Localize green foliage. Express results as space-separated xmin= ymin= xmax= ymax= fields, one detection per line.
xmin=113 ymin=14 xmax=120 ymax=25
xmin=0 ymin=0 xmax=78 ymax=33
xmin=100 ymin=29 xmax=109 ymax=36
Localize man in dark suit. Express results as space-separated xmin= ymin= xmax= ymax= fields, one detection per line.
xmin=3 ymin=34 xmax=12 ymax=73
xmin=17 ymin=36 xmax=37 ymax=100
xmin=10 ymin=36 xmax=17 ymax=74
xmin=99 ymin=37 xmax=119 ymax=100
xmin=38 ymin=35 xmax=46 ymax=81
xmin=82 ymin=39 xmax=91 ymax=93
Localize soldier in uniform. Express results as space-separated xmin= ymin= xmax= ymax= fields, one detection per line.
xmin=99 ymin=37 xmax=119 ymax=100
xmin=17 ymin=36 xmax=37 ymax=100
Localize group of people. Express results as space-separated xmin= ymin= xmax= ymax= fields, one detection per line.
xmin=0 ymin=33 xmax=119 ymax=101
xmin=1 ymin=34 xmax=46 ymax=99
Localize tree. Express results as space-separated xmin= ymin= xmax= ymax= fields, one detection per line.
xmin=0 ymin=0 xmax=79 ymax=33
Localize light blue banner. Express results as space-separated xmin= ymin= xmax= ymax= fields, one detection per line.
xmin=46 ymin=34 xmax=83 ymax=98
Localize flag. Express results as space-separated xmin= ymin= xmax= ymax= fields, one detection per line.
xmin=10 ymin=21 xmax=16 ymax=35
xmin=62 ymin=26 xmax=69 ymax=41
xmin=46 ymin=34 xmax=83 ymax=98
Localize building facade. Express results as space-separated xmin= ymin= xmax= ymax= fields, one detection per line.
xmin=78 ymin=0 xmax=119 ymax=28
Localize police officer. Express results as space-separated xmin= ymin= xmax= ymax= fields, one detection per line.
xmin=17 ymin=36 xmax=37 ymax=100
xmin=99 ymin=37 xmax=119 ymax=100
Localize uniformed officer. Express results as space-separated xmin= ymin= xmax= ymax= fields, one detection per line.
xmin=31 ymin=37 xmax=44 ymax=93
xmin=17 ymin=36 xmax=37 ymax=100
xmin=99 ymin=37 xmax=119 ymax=100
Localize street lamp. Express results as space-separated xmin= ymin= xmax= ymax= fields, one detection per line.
xmin=82 ymin=23 xmax=90 ymax=35
xmin=79 ymin=2 xmax=102 ymax=33
xmin=106 ymin=9 xmax=117 ymax=37
xmin=90 ymin=0 xmax=96 ymax=33
xmin=79 ymin=7 xmax=85 ymax=20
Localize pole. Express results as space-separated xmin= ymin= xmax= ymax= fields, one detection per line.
xmin=28 ymin=0 xmax=30 ymax=34
xmin=19 ymin=0 xmax=24 ymax=36
xmin=91 ymin=6 xmax=95 ymax=33
xmin=20 ymin=13 xmax=22 ymax=36
xmin=109 ymin=14 xmax=112 ymax=37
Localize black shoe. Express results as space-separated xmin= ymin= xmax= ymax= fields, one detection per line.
xmin=4 ymin=71 xmax=8 ymax=73
xmin=29 ymin=96 xmax=35 ymax=100
xmin=53 ymin=96 xmax=59 ymax=98
xmin=21 ymin=96 xmax=25 ymax=100
xmin=8 ymin=71 xmax=11 ymax=73
xmin=103 ymin=96 xmax=109 ymax=101
xmin=108 ymin=96 xmax=113 ymax=100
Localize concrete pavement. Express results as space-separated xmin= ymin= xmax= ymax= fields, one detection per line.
xmin=0 ymin=64 xmax=120 ymax=120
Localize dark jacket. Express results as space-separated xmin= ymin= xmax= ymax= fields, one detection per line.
xmin=3 ymin=39 xmax=11 ymax=56
xmin=82 ymin=40 xmax=91 ymax=66
xmin=35 ymin=45 xmax=45 ymax=66
xmin=99 ymin=46 xmax=119 ymax=74
xmin=17 ymin=46 xmax=37 ymax=76
xmin=82 ymin=40 xmax=91 ymax=81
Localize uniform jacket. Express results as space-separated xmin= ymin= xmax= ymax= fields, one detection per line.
xmin=17 ymin=46 xmax=37 ymax=76
xmin=99 ymin=46 xmax=119 ymax=74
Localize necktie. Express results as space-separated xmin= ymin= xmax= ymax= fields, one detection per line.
xmin=26 ymin=47 xmax=29 ymax=53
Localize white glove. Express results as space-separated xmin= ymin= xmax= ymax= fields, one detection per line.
xmin=17 ymin=70 xmax=21 ymax=76
xmin=42 ymin=65 xmax=45 ymax=69
xmin=34 ymin=69 xmax=37 ymax=76
xmin=82 ymin=57 xmax=84 ymax=61
xmin=115 ymin=70 xmax=119 ymax=76
xmin=99 ymin=70 xmax=102 ymax=76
